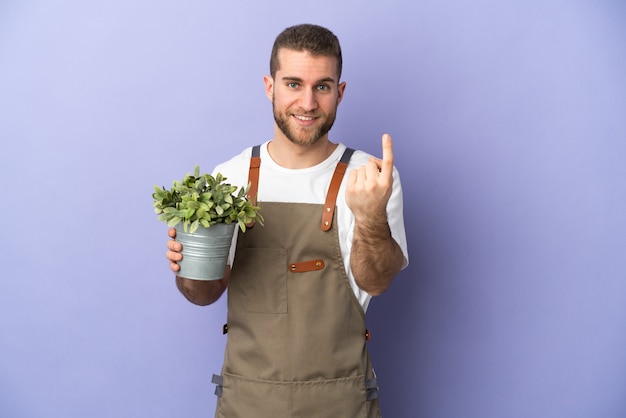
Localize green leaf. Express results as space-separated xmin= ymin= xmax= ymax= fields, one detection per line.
xmin=167 ymin=216 xmax=182 ymax=227
xmin=154 ymin=167 xmax=262 ymax=232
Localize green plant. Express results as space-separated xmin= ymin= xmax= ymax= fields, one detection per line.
xmin=153 ymin=165 xmax=263 ymax=233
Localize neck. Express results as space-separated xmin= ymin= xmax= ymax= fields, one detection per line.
xmin=268 ymin=131 xmax=338 ymax=169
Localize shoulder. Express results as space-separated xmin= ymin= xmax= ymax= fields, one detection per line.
xmin=342 ymin=146 xmax=403 ymax=180
xmin=213 ymin=147 xmax=253 ymax=173
xmin=345 ymin=148 xmax=372 ymax=168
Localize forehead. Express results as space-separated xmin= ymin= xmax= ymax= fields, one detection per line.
xmin=276 ymin=48 xmax=339 ymax=82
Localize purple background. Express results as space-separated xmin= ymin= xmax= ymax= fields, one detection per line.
xmin=1 ymin=1 xmax=625 ymax=417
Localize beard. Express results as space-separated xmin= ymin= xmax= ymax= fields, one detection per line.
xmin=273 ymin=100 xmax=337 ymax=146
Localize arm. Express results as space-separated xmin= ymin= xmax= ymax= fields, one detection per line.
xmin=346 ymin=134 xmax=405 ymax=296
xmin=166 ymin=227 xmax=228 ymax=305
xmin=350 ymin=214 xmax=404 ymax=296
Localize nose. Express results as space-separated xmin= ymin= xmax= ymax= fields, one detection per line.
xmin=299 ymin=88 xmax=318 ymax=112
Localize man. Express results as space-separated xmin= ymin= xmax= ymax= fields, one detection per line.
xmin=165 ymin=23 xmax=408 ymax=417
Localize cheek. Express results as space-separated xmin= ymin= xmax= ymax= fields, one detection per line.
xmin=273 ymin=97 xmax=288 ymax=112
xmin=321 ymin=96 xmax=339 ymax=112
xmin=273 ymin=92 xmax=295 ymax=111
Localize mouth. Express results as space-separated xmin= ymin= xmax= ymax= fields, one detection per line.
xmin=292 ymin=114 xmax=318 ymax=126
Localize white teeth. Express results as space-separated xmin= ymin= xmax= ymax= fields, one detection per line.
xmin=294 ymin=115 xmax=314 ymax=121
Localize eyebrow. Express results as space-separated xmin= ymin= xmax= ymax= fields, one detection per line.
xmin=281 ymin=76 xmax=337 ymax=84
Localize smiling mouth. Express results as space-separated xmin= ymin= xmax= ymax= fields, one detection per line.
xmin=293 ymin=114 xmax=316 ymax=121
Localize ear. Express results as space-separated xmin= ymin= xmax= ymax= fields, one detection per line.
xmin=337 ymin=81 xmax=346 ymax=104
xmin=263 ymin=75 xmax=274 ymax=101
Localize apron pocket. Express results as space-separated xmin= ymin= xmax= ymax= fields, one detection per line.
xmin=217 ymin=373 xmax=372 ymax=418
xmin=229 ymin=247 xmax=287 ymax=314
xmin=216 ymin=373 xmax=291 ymax=418
xmin=291 ymin=375 xmax=368 ymax=418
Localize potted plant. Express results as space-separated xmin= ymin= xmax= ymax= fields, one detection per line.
xmin=153 ymin=165 xmax=263 ymax=280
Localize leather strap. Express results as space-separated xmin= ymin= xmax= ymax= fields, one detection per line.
xmin=246 ymin=145 xmax=355 ymax=232
xmin=321 ymin=148 xmax=354 ymax=231
xmin=247 ymin=145 xmax=261 ymax=205
xmin=288 ymin=259 xmax=325 ymax=273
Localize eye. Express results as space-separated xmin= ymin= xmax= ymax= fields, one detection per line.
xmin=287 ymin=82 xmax=299 ymax=89
xmin=317 ymin=84 xmax=330 ymax=91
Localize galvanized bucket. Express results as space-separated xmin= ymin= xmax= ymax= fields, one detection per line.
xmin=175 ymin=223 xmax=236 ymax=281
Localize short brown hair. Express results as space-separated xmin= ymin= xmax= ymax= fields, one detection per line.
xmin=269 ymin=24 xmax=343 ymax=80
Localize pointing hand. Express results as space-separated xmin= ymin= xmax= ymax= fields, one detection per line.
xmin=345 ymin=134 xmax=394 ymax=220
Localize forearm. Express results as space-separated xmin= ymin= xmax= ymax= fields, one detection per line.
xmin=175 ymin=268 xmax=229 ymax=306
xmin=350 ymin=215 xmax=404 ymax=296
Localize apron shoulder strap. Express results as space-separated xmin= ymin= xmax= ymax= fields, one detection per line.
xmin=321 ymin=147 xmax=354 ymax=232
xmin=247 ymin=145 xmax=261 ymax=205
xmin=247 ymin=145 xmax=354 ymax=232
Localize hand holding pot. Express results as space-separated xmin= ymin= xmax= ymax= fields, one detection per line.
xmin=166 ymin=226 xmax=230 ymax=306
xmin=166 ymin=227 xmax=182 ymax=273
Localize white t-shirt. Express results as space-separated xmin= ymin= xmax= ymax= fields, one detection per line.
xmin=213 ymin=141 xmax=409 ymax=312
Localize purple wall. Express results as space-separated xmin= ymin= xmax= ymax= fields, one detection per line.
xmin=1 ymin=1 xmax=625 ymax=417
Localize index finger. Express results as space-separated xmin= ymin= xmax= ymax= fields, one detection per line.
xmin=381 ymin=133 xmax=394 ymax=174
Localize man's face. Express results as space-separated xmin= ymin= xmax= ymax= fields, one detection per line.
xmin=265 ymin=49 xmax=345 ymax=146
